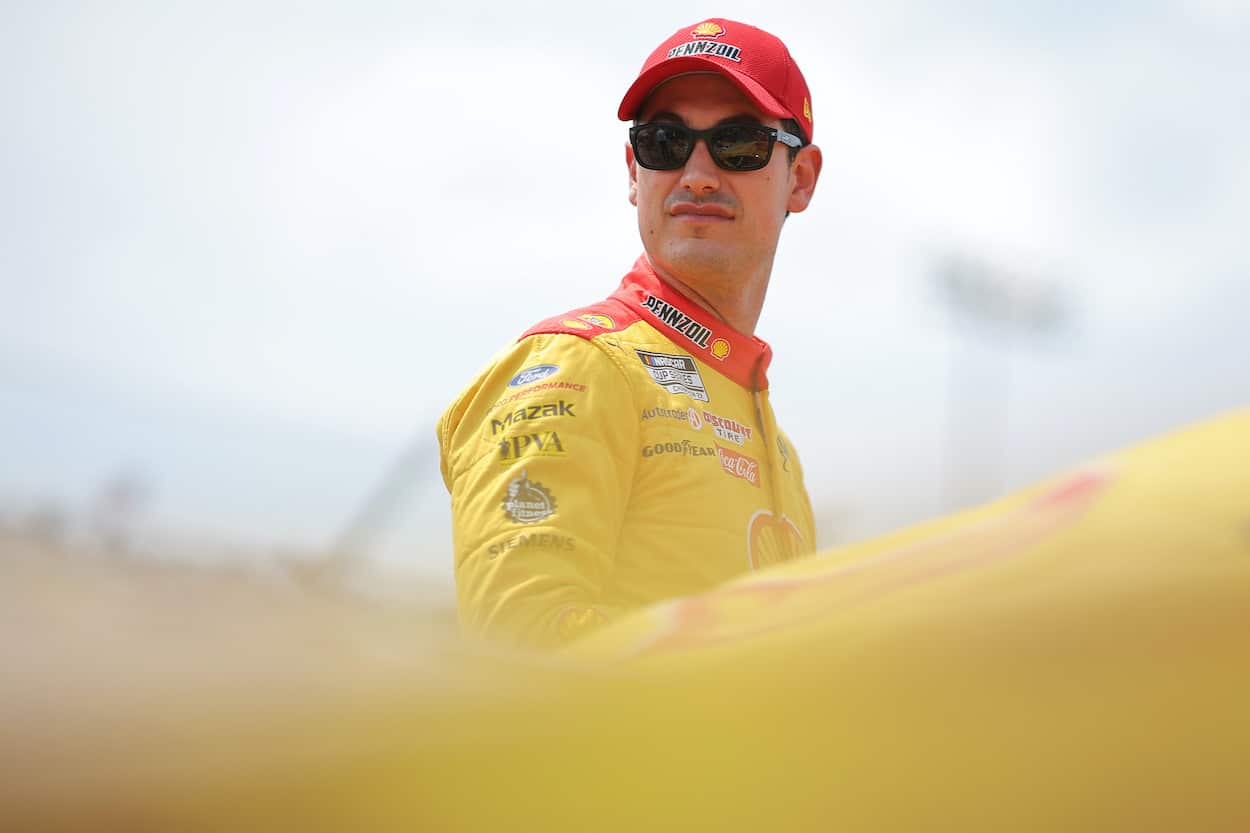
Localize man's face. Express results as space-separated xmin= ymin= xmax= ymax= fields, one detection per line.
xmin=627 ymin=73 xmax=814 ymax=285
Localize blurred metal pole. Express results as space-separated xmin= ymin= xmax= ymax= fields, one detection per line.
xmin=327 ymin=424 xmax=438 ymax=567
xmin=935 ymin=255 xmax=1067 ymax=511
xmin=943 ymin=317 xmax=1010 ymax=509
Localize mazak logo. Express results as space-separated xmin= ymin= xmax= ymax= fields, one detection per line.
xmin=509 ymin=364 xmax=559 ymax=387
xmin=498 ymin=431 xmax=567 ymax=464
xmin=636 ymin=349 xmax=709 ymax=403
xmin=642 ymin=294 xmax=713 ymax=348
xmin=490 ymin=400 xmax=576 ymax=435
xmin=717 ymin=444 xmax=760 ymax=487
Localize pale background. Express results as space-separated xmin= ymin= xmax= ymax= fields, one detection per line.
xmin=3 ymin=1 xmax=1246 ymax=596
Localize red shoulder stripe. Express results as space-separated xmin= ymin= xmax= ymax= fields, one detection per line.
xmin=519 ymin=297 xmax=640 ymax=341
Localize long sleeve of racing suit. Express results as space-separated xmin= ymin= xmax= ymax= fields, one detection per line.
xmin=438 ymin=333 xmax=638 ymax=649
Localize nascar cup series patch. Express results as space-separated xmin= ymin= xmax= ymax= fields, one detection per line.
xmin=635 ymin=350 xmax=709 ymax=403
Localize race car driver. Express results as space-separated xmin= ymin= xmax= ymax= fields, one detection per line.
xmin=438 ymin=18 xmax=823 ymax=649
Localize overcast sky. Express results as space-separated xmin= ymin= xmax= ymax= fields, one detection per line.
xmin=2 ymin=1 xmax=1247 ymax=578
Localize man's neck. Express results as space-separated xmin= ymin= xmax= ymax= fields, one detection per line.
xmin=645 ymin=255 xmax=773 ymax=336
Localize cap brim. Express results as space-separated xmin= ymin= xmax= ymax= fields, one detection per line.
xmin=617 ymin=57 xmax=791 ymax=122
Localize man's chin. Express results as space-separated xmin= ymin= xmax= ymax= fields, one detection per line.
xmin=661 ymin=239 xmax=737 ymax=279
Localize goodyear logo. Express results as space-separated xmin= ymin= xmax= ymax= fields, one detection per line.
xmin=642 ymin=439 xmax=716 ymax=459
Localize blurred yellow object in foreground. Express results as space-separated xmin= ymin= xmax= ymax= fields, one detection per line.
xmin=3 ymin=409 xmax=1248 ymax=831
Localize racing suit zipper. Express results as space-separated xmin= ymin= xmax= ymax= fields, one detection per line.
xmin=753 ymin=390 xmax=784 ymax=515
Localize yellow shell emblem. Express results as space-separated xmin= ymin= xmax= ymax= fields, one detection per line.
xmin=579 ymin=313 xmax=616 ymax=329
xmin=692 ymin=21 xmax=725 ymax=38
xmin=803 ymin=97 xmax=812 ymax=122
xmin=710 ymin=338 xmax=731 ymax=361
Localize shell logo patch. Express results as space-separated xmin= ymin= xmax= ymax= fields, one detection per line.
xmin=556 ymin=606 xmax=607 ymax=639
xmin=579 ymin=313 xmax=616 ymax=329
xmin=667 ymin=23 xmax=742 ymax=62
xmin=747 ymin=509 xmax=806 ymax=570
xmin=803 ymin=97 xmax=812 ymax=122
xmin=709 ymin=338 xmax=731 ymax=361
xmin=561 ymin=319 xmax=592 ymax=330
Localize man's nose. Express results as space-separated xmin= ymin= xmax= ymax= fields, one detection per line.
xmin=678 ymin=138 xmax=721 ymax=194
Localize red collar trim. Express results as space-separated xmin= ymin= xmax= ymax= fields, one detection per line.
xmin=610 ymin=256 xmax=773 ymax=390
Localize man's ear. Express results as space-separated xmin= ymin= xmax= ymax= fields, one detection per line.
xmin=626 ymin=142 xmax=639 ymax=206
xmin=786 ymin=144 xmax=822 ymax=214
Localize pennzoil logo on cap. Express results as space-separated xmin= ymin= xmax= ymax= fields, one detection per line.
xmin=691 ymin=21 xmax=726 ymax=39
xmin=667 ymin=22 xmax=742 ymax=63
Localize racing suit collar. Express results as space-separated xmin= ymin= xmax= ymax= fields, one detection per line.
xmin=612 ymin=255 xmax=773 ymax=391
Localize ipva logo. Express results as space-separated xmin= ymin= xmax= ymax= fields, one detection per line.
xmin=498 ymin=431 xmax=567 ymax=464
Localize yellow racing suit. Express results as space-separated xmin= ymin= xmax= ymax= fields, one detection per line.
xmin=438 ymin=256 xmax=816 ymax=648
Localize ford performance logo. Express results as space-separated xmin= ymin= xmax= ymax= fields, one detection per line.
xmin=509 ymin=364 xmax=559 ymax=387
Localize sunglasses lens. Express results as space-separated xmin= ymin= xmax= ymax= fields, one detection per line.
xmin=709 ymin=126 xmax=773 ymax=171
xmin=634 ymin=125 xmax=693 ymax=170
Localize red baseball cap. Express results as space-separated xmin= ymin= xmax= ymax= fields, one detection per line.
xmin=618 ymin=18 xmax=814 ymax=142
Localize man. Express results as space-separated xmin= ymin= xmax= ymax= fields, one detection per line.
xmin=438 ymin=18 xmax=823 ymax=649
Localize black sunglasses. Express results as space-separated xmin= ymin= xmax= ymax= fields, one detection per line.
xmin=629 ymin=122 xmax=804 ymax=172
